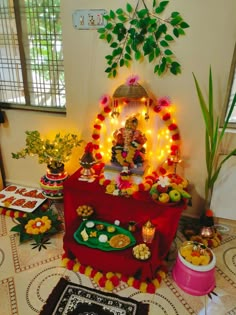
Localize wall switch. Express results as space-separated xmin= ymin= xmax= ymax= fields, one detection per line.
xmin=72 ymin=9 xmax=107 ymax=30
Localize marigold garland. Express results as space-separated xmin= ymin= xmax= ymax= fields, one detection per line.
xmin=61 ymin=253 xmax=166 ymax=293
xmin=0 ymin=202 xmax=49 ymax=218
xmin=0 ymin=207 xmax=27 ymax=218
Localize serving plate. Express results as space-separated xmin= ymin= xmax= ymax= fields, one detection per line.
xmin=74 ymin=220 xmax=136 ymax=251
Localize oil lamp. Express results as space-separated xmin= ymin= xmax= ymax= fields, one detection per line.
xmin=142 ymin=220 xmax=156 ymax=243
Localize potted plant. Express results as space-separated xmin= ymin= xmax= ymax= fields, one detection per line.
xmin=12 ymin=130 xmax=83 ymax=171
xmin=98 ymin=0 xmax=189 ymax=78
xmin=193 ymin=68 xmax=236 ymax=215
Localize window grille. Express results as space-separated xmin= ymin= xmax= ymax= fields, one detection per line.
xmin=0 ymin=0 xmax=65 ymax=111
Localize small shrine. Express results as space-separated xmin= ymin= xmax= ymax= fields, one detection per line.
xmin=80 ymin=75 xmax=190 ymax=204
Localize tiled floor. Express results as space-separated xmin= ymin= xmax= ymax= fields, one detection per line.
xmin=0 ymin=202 xmax=236 ymax=315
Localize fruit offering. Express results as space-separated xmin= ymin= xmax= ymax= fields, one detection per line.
xmin=180 ymin=241 xmax=212 ymax=266
xmin=132 ymin=243 xmax=151 ymax=260
xmin=76 ymin=205 xmax=94 ymax=219
xmin=149 ymin=174 xmax=191 ymax=204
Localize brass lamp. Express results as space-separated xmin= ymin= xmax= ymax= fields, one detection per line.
xmin=142 ymin=220 xmax=156 ymax=243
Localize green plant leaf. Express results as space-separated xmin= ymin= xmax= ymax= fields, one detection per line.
xmin=106 ymin=34 xmax=112 ymax=43
xmin=155 ymin=47 xmax=161 ymax=57
xmin=170 ymin=16 xmax=183 ymax=26
xmin=19 ymin=233 xmax=32 ymax=243
xmin=112 ymin=69 xmax=117 ymax=77
xmin=180 ymin=21 xmax=190 ymax=28
xmin=97 ymin=28 xmax=105 ymax=33
xmin=160 ymin=40 xmax=168 ymax=47
xmin=154 ymin=64 xmax=159 ymax=73
xmin=105 ymin=55 xmax=113 ymax=60
xmin=126 ymin=3 xmax=133 ymax=13
xmin=193 ymin=73 xmax=211 ymax=136
xmin=117 ymin=15 xmax=127 ymax=22
xmin=160 ymin=57 xmax=167 ymax=72
xmin=99 ymin=34 xmax=106 ymax=39
xmin=110 ymin=42 xmax=118 ymax=48
xmin=210 ymin=148 xmax=236 ymax=188
xmin=178 ymin=28 xmax=185 ymax=36
xmin=149 ymin=52 xmax=155 ymax=62
xmin=105 ymin=23 xmax=113 ymax=30
xmin=125 ymin=53 xmax=132 ymax=60
xmin=173 ymin=28 xmax=179 ymax=38
xmin=11 ymin=225 xmax=23 ymax=233
xmin=135 ymin=50 xmax=142 ymax=60
xmin=160 ymin=1 xmax=169 ymax=7
xmin=164 ymin=49 xmax=173 ymax=55
xmin=124 ymin=59 xmax=130 ymax=67
xmin=126 ymin=45 xmax=131 ymax=54
xmin=170 ymin=61 xmax=181 ymax=75
xmin=103 ymin=15 xmax=110 ymax=21
xmin=171 ymin=11 xmax=180 ymax=18
xmin=105 ymin=67 xmax=112 ymax=73
xmin=109 ymin=10 xmax=116 ymax=19
xmin=120 ymin=58 xmax=125 ymax=67
xmin=116 ymin=8 xmax=123 ymax=15
xmin=165 ymin=34 xmax=174 ymax=41
xmin=219 ymin=92 xmax=236 ymax=142
xmin=155 ymin=6 xmax=165 ymax=14
xmin=137 ymin=9 xmax=148 ymax=18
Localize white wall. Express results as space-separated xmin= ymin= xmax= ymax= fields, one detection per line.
xmin=211 ymin=155 xmax=236 ymax=220
xmin=0 ymin=0 xmax=236 ymax=218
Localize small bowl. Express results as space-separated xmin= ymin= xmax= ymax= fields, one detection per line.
xmin=85 ymin=221 xmax=95 ymax=228
xmin=98 ymin=234 xmax=108 ymax=243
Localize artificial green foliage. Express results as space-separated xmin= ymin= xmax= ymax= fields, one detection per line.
xmin=193 ymin=68 xmax=236 ymax=210
xmin=12 ymin=130 xmax=83 ymax=169
xmin=11 ymin=208 xmax=63 ymax=250
xmin=98 ymin=0 xmax=189 ymax=78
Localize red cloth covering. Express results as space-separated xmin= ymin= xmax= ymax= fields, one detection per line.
xmin=63 ymin=167 xmax=186 ymax=281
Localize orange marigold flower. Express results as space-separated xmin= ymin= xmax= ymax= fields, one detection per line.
xmin=25 ymin=216 xmax=51 ymax=235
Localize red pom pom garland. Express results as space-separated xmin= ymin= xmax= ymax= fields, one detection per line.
xmin=61 ymin=255 xmax=166 ymax=293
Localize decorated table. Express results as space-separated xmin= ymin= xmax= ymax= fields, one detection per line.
xmin=63 ymin=168 xmax=186 ymax=282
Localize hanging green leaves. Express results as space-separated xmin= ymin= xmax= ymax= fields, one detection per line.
xmin=98 ymin=0 xmax=189 ymax=78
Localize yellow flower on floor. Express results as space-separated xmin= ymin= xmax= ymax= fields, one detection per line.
xmin=25 ymin=216 xmax=52 ymax=235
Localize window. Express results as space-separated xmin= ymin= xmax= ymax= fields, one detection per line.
xmin=0 ymin=0 xmax=65 ymax=112
xmin=222 ymin=43 xmax=236 ymax=127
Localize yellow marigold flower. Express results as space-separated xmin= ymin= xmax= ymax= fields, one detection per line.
xmin=40 ymin=226 xmax=47 ymax=233
xmin=41 ymin=216 xmax=49 ymax=222
xmin=25 ymin=216 xmax=52 ymax=235
xmin=32 ymin=229 xmax=39 ymax=235
xmin=126 ymin=187 xmax=134 ymax=195
xmin=106 ymin=184 xmax=115 ymax=194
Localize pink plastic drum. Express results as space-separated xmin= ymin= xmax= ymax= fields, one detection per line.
xmin=172 ymin=244 xmax=216 ymax=296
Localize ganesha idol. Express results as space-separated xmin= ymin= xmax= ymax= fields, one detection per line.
xmin=103 ymin=115 xmax=149 ymax=184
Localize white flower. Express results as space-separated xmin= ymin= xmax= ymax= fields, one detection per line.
xmin=157 ymin=176 xmax=170 ymax=187
xmin=113 ymin=189 xmax=120 ymax=196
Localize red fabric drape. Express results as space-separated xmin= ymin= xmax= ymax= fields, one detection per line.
xmin=63 ymin=168 xmax=186 ymax=280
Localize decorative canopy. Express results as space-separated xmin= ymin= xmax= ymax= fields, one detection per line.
xmin=113 ymin=83 xmax=148 ymax=99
